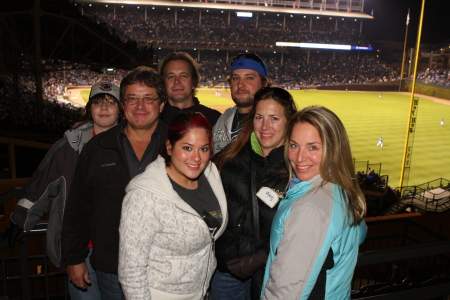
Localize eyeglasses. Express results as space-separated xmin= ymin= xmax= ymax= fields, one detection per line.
xmin=124 ymin=97 xmax=160 ymax=105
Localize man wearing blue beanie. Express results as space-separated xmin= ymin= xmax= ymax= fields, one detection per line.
xmin=212 ymin=53 xmax=269 ymax=154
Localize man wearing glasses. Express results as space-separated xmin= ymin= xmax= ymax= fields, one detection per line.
xmin=212 ymin=53 xmax=269 ymax=154
xmin=61 ymin=66 xmax=168 ymax=299
xmin=159 ymin=52 xmax=221 ymax=126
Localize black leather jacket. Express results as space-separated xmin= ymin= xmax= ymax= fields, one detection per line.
xmin=215 ymin=141 xmax=289 ymax=297
xmin=62 ymin=120 xmax=167 ymax=274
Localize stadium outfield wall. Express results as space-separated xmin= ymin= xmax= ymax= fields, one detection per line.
xmin=316 ymin=81 xmax=450 ymax=98
xmin=402 ymin=80 xmax=450 ymax=101
xmin=316 ymin=81 xmax=401 ymax=92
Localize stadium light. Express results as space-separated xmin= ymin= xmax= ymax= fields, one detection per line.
xmin=275 ymin=42 xmax=372 ymax=51
xmin=237 ymin=12 xmax=253 ymax=17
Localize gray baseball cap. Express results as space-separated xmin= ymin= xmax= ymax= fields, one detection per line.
xmin=89 ymin=82 xmax=121 ymax=102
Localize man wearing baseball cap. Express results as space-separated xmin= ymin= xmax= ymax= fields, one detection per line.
xmin=2 ymin=82 xmax=123 ymax=299
xmin=212 ymin=53 xmax=269 ymax=154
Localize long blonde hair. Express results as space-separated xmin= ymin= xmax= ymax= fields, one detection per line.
xmin=285 ymin=106 xmax=366 ymax=225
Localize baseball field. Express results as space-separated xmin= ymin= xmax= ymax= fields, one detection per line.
xmin=80 ymin=89 xmax=450 ymax=188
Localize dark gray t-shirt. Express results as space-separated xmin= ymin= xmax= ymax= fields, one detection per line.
xmin=170 ymin=173 xmax=222 ymax=232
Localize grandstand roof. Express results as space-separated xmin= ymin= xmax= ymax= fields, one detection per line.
xmin=76 ymin=0 xmax=373 ymax=19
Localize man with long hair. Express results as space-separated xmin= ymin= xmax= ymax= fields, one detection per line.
xmin=159 ymin=52 xmax=221 ymax=126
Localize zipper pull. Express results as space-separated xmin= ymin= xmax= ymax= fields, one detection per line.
xmin=211 ymin=227 xmax=217 ymax=250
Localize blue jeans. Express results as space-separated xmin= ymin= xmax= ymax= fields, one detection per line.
xmin=210 ymin=270 xmax=251 ymax=300
xmin=68 ymin=248 xmax=101 ymax=300
xmin=96 ymin=269 xmax=124 ymax=300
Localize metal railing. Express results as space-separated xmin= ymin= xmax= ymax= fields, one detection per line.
xmin=394 ymin=179 xmax=450 ymax=214
xmin=0 ymin=187 xmax=68 ymax=300
xmin=352 ymin=218 xmax=450 ymax=299
xmin=0 ymin=188 xmax=449 ymax=299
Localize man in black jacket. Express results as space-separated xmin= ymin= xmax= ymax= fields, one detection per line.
xmin=159 ymin=52 xmax=221 ymax=126
xmin=61 ymin=66 xmax=168 ymax=299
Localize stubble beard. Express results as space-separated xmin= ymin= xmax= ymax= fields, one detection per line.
xmin=232 ymin=93 xmax=254 ymax=109
xmin=169 ymin=91 xmax=192 ymax=105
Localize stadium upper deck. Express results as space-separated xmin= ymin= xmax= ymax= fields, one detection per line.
xmin=75 ymin=0 xmax=373 ymax=19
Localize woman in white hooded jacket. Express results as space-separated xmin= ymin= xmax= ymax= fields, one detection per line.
xmin=119 ymin=112 xmax=228 ymax=299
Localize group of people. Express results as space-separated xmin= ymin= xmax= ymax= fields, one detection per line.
xmin=416 ymin=69 xmax=450 ymax=86
xmin=0 ymin=46 xmax=399 ymax=138
xmin=89 ymin=4 xmax=368 ymax=47
xmin=0 ymin=74 xmax=85 ymax=136
xmin=4 ymin=52 xmax=367 ymax=299
xmin=357 ymin=168 xmax=383 ymax=189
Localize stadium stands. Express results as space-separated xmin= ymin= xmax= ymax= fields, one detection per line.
xmin=4 ymin=2 xmax=450 ymax=137
xmin=89 ymin=5 xmax=369 ymax=47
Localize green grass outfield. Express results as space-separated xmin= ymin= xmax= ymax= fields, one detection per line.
xmin=80 ymin=90 xmax=90 ymax=103
xmin=198 ymin=89 xmax=450 ymax=188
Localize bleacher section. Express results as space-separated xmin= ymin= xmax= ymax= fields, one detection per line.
xmin=382 ymin=180 xmax=450 ymax=215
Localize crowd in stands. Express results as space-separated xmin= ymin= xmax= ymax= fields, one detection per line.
xmin=82 ymin=4 xmax=398 ymax=87
xmin=271 ymin=52 xmax=399 ymax=87
xmin=4 ymin=61 xmax=448 ymax=139
xmin=0 ymin=66 xmax=128 ymax=137
xmin=1 ymin=48 xmax=401 ymax=138
xmin=416 ymin=69 xmax=450 ymax=86
xmin=158 ymin=49 xmax=400 ymax=87
xmin=7 ymin=4 xmax=450 ymax=137
xmin=1 ymin=48 xmax=400 ymax=137
xmin=0 ymin=75 xmax=83 ymax=137
xmin=87 ymin=5 xmax=369 ymax=50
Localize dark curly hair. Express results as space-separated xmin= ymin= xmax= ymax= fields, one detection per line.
xmin=120 ymin=66 xmax=167 ymax=104
xmin=161 ymin=111 xmax=212 ymax=167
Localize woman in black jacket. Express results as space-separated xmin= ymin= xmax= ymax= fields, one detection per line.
xmin=211 ymin=87 xmax=297 ymax=300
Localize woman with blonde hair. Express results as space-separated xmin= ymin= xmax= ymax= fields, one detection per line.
xmin=261 ymin=105 xmax=367 ymax=300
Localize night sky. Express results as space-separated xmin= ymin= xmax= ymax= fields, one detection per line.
xmin=362 ymin=0 xmax=450 ymax=46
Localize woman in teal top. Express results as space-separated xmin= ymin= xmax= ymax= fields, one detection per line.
xmin=261 ymin=106 xmax=367 ymax=300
